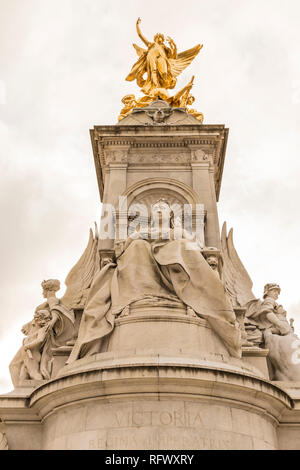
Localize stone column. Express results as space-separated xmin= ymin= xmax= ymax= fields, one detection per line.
xmin=190 ymin=148 xmax=221 ymax=248
xmin=98 ymin=147 xmax=129 ymax=252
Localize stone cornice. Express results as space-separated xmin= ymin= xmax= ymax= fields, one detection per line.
xmin=90 ymin=125 xmax=229 ymax=202
xmin=27 ymin=358 xmax=293 ymax=421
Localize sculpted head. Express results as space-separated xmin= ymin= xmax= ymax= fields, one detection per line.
xmin=276 ymin=304 xmax=287 ymax=316
xmin=34 ymin=309 xmax=51 ymax=326
xmin=21 ymin=322 xmax=31 ymax=336
xmin=206 ymin=255 xmax=218 ymax=270
xmin=263 ymin=283 xmax=281 ymax=300
xmin=151 ymin=198 xmax=171 ymax=223
xmin=150 ymin=199 xmax=176 ymax=236
xmin=152 ymin=109 xmax=166 ymax=123
xmin=154 ymin=33 xmax=164 ymax=44
xmin=121 ymin=94 xmax=135 ymax=108
xmin=187 ymin=95 xmax=195 ymax=106
xmin=41 ymin=279 xmax=60 ymax=298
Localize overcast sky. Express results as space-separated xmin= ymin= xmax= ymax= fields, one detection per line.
xmin=1 ymin=0 xmax=300 ymax=393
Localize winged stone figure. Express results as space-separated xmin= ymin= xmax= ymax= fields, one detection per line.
xmin=9 ymin=225 xmax=100 ymax=385
xmin=126 ymin=18 xmax=202 ymax=99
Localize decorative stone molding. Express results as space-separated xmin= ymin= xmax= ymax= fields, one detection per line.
xmin=104 ymin=149 xmax=128 ymax=165
xmin=121 ymin=177 xmax=202 ymax=208
xmin=90 ymin=125 xmax=228 ymax=201
xmin=143 ymin=101 xmax=173 ymax=124
xmin=128 ymin=153 xmax=190 ymax=165
xmin=191 ymin=149 xmax=208 ymax=162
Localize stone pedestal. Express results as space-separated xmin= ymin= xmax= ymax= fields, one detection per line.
xmin=51 ymin=346 xmax=73 ymax=378
xmin=242 ymin=347 xmax=270 ymax=379
xmin=1 ymin=310 xmax=299 ymax=450
xmin=0 ymin=353 xmax=291 ymax=450
xmin=274 ymin=382 xmax=300 ymax=449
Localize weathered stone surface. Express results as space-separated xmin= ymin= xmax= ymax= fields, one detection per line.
xmin=2 ymin=83 xmax=300 ymax=450
xmin=1 ymin=358 xmax=292 ymax=450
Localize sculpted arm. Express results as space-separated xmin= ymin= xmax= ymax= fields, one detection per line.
xmin=23 ymin=335 xmax=44 ymax=351
xmin=46 ymin=295 xmax=61 ymax=330
xmin=172 ymin=76 xmax=194 ymax=106
xmin=265 ymin=312 xmax=290 ymax=335
xmin=136 ymin=18 xmax=150 ymax=47
xmin=167 ymin=36 xmax=177 ymax=58
xmin=261 ymin=299 xmax=290 ymax=335
xmin=47 ymin=310 xmax=59 ymax=330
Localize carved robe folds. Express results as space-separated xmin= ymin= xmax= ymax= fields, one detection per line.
xmin=69 ymin=233 xmax=242 ymax=362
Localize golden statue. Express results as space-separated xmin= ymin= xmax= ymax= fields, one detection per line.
xmin=167 ymin=76 xmax=204 ymax=123
xmin=118 ymin=94 xmax=152 ymax=122
xmin=119 ymin=18 xmax=204 ymax=122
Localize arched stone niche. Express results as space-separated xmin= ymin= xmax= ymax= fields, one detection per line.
xmin=116 ymin=178 xmax=206 ymax=244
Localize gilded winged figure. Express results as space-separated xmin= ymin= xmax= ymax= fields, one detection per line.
xmin=126 ymin=18 xmax=202 ymax=98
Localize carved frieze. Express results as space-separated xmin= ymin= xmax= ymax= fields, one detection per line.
xmin=104 ymin=149 xmax=128 ymax=165
xmin=128 ymin=152 xmax=189 ymax=165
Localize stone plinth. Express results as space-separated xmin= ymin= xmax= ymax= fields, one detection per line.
xmin=0 ymin=355 xmax=292 ymax=450
xmin=59 ymin=309 xmax=266 ymax=379
xmin=1 ymin=311 xmax=297 ymax=450
xmin=273 ymin=382 xmax=300 ymax=449
xmin=242 ymin=347 xmax=270 ymax=379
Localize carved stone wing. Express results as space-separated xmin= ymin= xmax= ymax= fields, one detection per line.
xmin=169 ymin=44 xmax=203 ymax=78
xmin=221 ymin=222 xmax=255 ymax=308
xmin=61 ymin=224 xmax=99 ymax=309
xmin=133 ymin=43 xmax=146 ymax=57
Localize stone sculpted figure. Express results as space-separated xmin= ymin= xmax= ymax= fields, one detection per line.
xmin=68 ymin=201 xmax=242 ymax=363
xmin=245 ymin=284 xmax=291 ymax=344
xmin=9 ymin=280 xmax=75 ymax=385
xmin=221 ymin=222 xmax=300 ymax=381
xmin=205 ymin=254 xmax=220 ymax=278
xmin=9 ymin=227 xmax=100 ymax=386
xmin=19 ymin=308 xmax=52 ymax=381
xmin=245 ymin=284 xmax=300 ymax=380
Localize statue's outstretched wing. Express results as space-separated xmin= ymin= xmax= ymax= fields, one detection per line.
xmin=221 ymin=222 xmax=255 ymax=308
xmin=169 ymin=44 xmax=203 ymax=78
xmin=61 ymin=224 xmax=99 ymax=309
xmin=133 ymin=43 xmax=146 ymax=57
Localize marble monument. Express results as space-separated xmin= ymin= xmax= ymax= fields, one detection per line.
xmin=1 ymin=19 xmax=300 ymax=450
